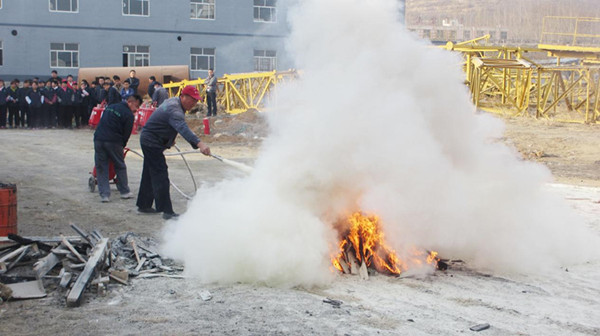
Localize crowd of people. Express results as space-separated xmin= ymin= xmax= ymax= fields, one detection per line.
xmin=0 ymin=68 xmax=221 ymax=130
xmin=0 ymin=70 xmax=146 ymax=130
xmin=2 ymin=67 xmax=217 ymax=219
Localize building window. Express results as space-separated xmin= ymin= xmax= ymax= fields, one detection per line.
xmin=476 ymin=31 xmax=485 ymax=38
xmin=191 ymin=0 xmax=215 ymax=20
xmin=500 ymin=31 xmax=508 ymax=41
xmin=463 ymin=30 xmax=471 ymax=40
xmin=49 ymin=0 xmax=78 ymax=12
xmin=422 ymin=29 xmax=431 ymax=39
xmin=254 ymin=0 xmax=276 ymax=23
xmin=0 ymin=41 xmax=3 ymax=66
xmin=190 ymin=47 xmax=215 ymax=74
xmin=254 ymin=49 xmax=276 ymax=71
xmin=123 ymin=0 xmax=149 ymax=16
xmin=123 ymin=45 xmax=150 ymax=67
xmin=50 ymin=43 xmax=79 ymax=68
xmin=449 ymin=30 xmax=457 ymax=41
xmin=489 ymin=31 xmax=496 ymax=40
xmin=436 ymin=30 xmax=444 ymax=40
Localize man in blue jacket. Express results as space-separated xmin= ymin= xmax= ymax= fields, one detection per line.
xmin=94 ymin=94 xmax=142 ymax=203
xmin=136 ymin=85 xmax=210 ymax=219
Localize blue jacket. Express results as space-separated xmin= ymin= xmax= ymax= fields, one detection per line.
xmin=152 ymin=86 xmax=169 ymax=107
xmin=18 ymin=87 xmax=31 ymax=107
xmin=120 ymin=88 xmax=134 ymax=102
xmin=94 ymin=102 xmax=135 ymax=146
xmin=56 ymin=87 xmax=75 ymax=106
xmin=7 ymin=86 xmax=19 ymax=106
xmin=27 ymin=89 xmax=43 ymax=108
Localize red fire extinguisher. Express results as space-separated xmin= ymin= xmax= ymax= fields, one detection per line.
xmin=203 ymin=117 xmax=210 ymax=135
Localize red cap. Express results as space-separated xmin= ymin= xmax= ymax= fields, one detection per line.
xmin=181 ymin=85 xmax=201 ymax=100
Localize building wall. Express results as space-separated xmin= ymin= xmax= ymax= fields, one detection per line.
xmin=0 ymin=0 xmax=290 ymax=80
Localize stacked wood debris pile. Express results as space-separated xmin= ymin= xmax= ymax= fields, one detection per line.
xmin=0 ymin=225 xmax=181 ymax=307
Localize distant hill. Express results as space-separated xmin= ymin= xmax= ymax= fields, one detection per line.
xmin=405 ymin=0 xmax=600 ymax=43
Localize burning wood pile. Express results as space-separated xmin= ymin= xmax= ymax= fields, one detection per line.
xmin=331 ymin=212 xmax=443 ymax=279
xmin=0 ymin=225 xmax=180 ymax=307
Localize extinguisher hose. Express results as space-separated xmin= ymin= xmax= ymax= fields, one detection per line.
xmin=125 ymin=146 xmax=197 ymax=200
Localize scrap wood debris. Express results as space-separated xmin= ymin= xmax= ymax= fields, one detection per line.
xmin=0 ymin=225 xmax=181 ymax=307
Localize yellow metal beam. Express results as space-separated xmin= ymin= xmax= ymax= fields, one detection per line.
xmin=161 ymin=70 xmax=298 ymax=114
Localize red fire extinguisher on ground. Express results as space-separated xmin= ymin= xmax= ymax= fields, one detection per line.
xmin=203 ymin=117 xmax=210 ymax=135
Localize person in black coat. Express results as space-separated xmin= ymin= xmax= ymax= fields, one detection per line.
xmin=0 ymin=79 xmax=8 ymax=128
xmin=37 ymin=80 xmax=47 ymax=128
xmin=80 ymin=80 xmax=91 ymax=127
xmin=147 ymin=76 xmax=158 ymax=99
xmin=72 ymin=82 xmax=84 ymax=128
xmin=6 ymin=80 xmax=20 ymax=128
xmin=56 ymin=80 xmax=75 ymax=129
xmin=128 ymin=70 xmax=140 ymax=94
xmin=107 ymin=76 xmax=122 ymax=105
xmin=27 ymin=81 xmax=44 ymax=129
xmin=99 ymin=81 xmax=111 ymax=105
xmin=18 ymin=80 xmax=32 ymax=128
xmin=44 ymin=81 xmax=59 ymax=128
xmin=93 ymin=94 xmax=142 ymax=202
xmin=95 ymin=77 xmax=106 ymax=104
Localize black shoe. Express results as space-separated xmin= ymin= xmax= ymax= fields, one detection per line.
xmin=138 ymin=207 xmax=158 ymax=214
xmin=162 ymin=212 xmax=179 ymax=220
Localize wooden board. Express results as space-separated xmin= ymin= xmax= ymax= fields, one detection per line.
xmin=6 ymin=280 xmax=46 ymax=299
xmin=66 ymin=238 xmax=108 ymax=307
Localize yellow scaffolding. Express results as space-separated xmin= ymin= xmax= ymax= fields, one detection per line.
xmin=445 ymin=16 xmax=600 ymax=123
xmin=163 ymin=70 xmax=298 ymax=114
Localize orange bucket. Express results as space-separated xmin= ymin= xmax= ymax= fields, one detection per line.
xmin=0 ymin=183 xmax=17 ymax=236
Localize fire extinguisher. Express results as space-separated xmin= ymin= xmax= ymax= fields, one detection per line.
xmin=203 ymin=117 xmax=210 ymax=135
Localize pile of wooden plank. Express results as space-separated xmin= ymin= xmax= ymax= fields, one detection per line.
xmin=0 ymin=225 xmax=181 ymax=307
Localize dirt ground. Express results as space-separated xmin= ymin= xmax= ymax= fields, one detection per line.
xmin=500 ymin=117 xmax=600 ymax=187
xmin=0 ymin=114 xmax=599 ymax=335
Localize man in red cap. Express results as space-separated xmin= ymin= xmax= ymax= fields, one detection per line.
xmin=136 ymin=85 xmax=210 ymax=220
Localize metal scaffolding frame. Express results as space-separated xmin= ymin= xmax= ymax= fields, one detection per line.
xmin=163 ymin=70 xmax=298 ymax=114
xmin=445 ymin=17 xmax=600 ymax=123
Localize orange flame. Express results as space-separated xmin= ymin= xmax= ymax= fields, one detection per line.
xmin=331 ymin=212 xmax=439 ymax=275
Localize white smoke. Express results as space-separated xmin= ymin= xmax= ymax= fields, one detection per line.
xmin=162 ymin=0 xmax=600 ymax=285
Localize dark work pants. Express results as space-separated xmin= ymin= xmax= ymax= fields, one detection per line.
xmin=206 ymin=91 xmax=217 ymax=116
xmin=19 ymin=104 xmax=29 ymax=127
xmin=136 ymin=145 xmax=173 ymax=214
xmin=94 ymin=141 xmax=130 ymax=198
xmin=82 ymin=105 xmax=91 ymax=126
xmin=29 ymin=107 xmax=41 ymax=128
xmin=73 ymin=104 xmax=83 ymax=128
xmin=59 ymin=105 xmax=74 ymax=128
xmin=8 ymin=105 xmax=19 ymax=127
xmin=0 ymin=105 xmax=6 ymax=127
xmin=49 ymin=104 xmax=58 ymax=127
xmin=58 ymin=105 xmax=67 ymax=128
xmin=41 ymin=104 xmax=49 ymax=128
